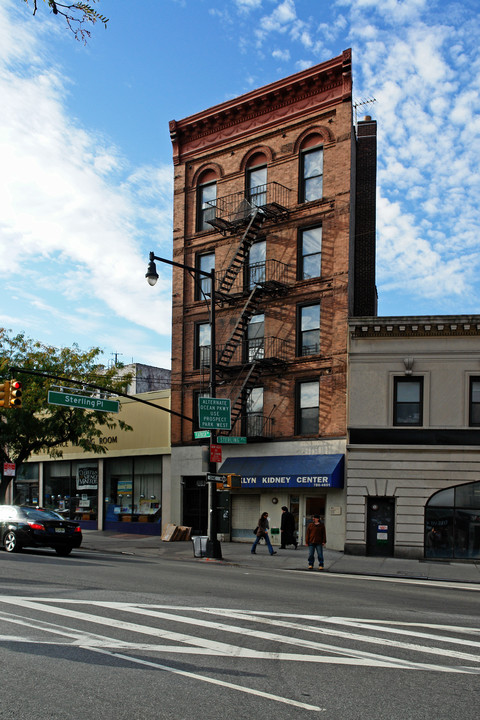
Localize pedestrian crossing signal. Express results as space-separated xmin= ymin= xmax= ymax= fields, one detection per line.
xmin=216 ymin=473 xmax=242 ymax=490
xmin=227 ymin=474 xmax=241 ymax=488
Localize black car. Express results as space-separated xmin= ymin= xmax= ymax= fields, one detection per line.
xmin=0 ymin=505 xmax=82 ymax=555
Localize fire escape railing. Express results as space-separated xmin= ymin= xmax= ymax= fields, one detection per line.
xmin=215 ymin=336 xmax=293 ymax=368
xmin=206 ymin=182 xmax=291 ymax=230
xmin=228 ymin=413 xmax=275 ymax=440
xmin=217 ymin=258 xmax=291 ymax=297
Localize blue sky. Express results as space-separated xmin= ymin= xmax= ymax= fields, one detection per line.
xmin=2 ymin=0 xmax=480 ymax=368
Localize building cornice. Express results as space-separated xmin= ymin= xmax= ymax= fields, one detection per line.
xmin=169 ymin=49 xmax=352 ymax=165
xmin=349 ymin=315 xmax=480 ymax=338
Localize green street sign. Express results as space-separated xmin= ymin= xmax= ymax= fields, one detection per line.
xmin=198 ymin=397 xmax=231 ymax=430
xmin=48 ymin=390 xmax=119 ymax=414
xmin=217 ymin=436 xmax=247 ymax=444
xmin=194 ymin=430 xmax=211 ymax=439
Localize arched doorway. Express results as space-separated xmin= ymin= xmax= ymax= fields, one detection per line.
xmin=425 ymin=481 xmax=480 ymax=559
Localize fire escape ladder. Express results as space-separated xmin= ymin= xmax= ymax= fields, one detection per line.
xmin=217 ymin=208 xmax=266 ymax=296
xmin=217 ymin=288 xmax=260 ymax=368
xmin=228 ymin=362 xmax=263 ymax=426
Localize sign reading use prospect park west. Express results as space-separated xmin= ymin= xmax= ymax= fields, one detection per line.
xmin=48 ymin=390 xmax=119 ymax=414
xmin=198 ymin=397 xmax=231 ymax=430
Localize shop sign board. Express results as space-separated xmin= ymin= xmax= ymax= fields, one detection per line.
xmin=76 ymin=465 xmax=98 ymax=490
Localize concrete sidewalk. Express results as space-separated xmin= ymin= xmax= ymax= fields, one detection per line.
xmin=80 ymin=530 xmax=480 ymax=585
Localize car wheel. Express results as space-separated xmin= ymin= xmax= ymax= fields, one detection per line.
xmin=4 ymin=531 xmax=21 ymax=553
xmin=55 ymin=546 xmax=72 ymax=556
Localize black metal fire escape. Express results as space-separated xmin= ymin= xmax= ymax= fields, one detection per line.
xmin=205 ymin=183 xmax=292 ymax=437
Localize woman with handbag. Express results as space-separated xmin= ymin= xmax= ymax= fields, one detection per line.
xmin=251 ymin=511 xmax=277 ymax=555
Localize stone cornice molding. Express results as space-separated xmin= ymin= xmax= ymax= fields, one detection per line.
xmin=170 ymin=49 xmax=352 ymax=165
xmin=349 ymin=316 xmax=480 ymax=338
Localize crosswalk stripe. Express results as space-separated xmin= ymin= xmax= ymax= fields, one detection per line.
xmin=86 ymin=646 xmax=326 ymax=712
xmin=0 ymin=597 xmax=478 ymax=678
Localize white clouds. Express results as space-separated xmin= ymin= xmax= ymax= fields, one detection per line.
xmin=272 ymin=48 xmax=291 ymax=61
xmin=345 ymin=2 xmax=480 ymax=312
xmin=235 ymin=0 xmax=263 ymax=11
xmin=255 ymin=0 xmax=299 ymax=44
xmin=0 ymin=1 xmax=173 ymax=363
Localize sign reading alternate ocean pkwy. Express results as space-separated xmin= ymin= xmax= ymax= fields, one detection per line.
xmin=198 ymin=397 xmax=231 ymax=430
xmin=48 ymin=391 xmax=119 ymax=414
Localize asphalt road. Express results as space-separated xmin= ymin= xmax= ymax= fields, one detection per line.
xmin=1 ymin=546 xmax=479 ymax=720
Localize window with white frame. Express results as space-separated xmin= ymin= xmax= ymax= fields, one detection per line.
xmin=299 ymin=226 xmax=322 ymax=280
xmin=300 ymin=146 xmax=323 ymax=202
xmin=197 ymin=181 xmax=217 ymax=232
xmin=298 ymin=304 xmax=320 ymax=356
xmin=196 ymin=252 xmax=215 ymax=300
xmin=195 ymin=322 xmax=211 ymax=369
xmin=296 ymin=380 xmax=319 ymax=435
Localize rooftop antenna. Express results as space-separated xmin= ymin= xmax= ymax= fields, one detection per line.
xmin=111 ymin=352 xmax=123 ymax=366
xmin=353 ymin=97 xmax=377 ymax=128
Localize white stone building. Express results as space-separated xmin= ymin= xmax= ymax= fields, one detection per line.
xmin=347 ymin=315 xmax=480 ymax=560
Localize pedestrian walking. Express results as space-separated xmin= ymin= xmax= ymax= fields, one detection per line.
xmin=280 ymin=506 xmax=297 ymax=549
xmin=251 ymin=511 xmax=277 ymax=555
xmin=305 ymin=514 xmax=326 ymax=569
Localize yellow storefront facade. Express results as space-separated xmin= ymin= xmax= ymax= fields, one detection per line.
xmin=9 ymin=391 xmax=171 ymax=535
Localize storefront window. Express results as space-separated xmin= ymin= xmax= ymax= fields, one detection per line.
xmin=425 ymin=481 xmax=480 ymax=559
xmin=104 ymin=456 xmax=162 ymax=529
xmin=44 ymin=460 xmax=98 ymax=523
xmin=13 ymin=463 xmax=39 ymax=505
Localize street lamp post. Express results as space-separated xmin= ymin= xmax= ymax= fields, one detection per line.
xmin=146 ymin=252 xmax=222 ymax=559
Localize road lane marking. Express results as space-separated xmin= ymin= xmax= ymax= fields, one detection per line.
xmin=299 ymin=572 xmax=480 ymax=591
xmin=0 ymin=634 xmax=423 ymax=665
xmin=92 ymin=602 xmax=480 ymax=668
xmin=199 ymin=608 xmax=480 ymax=660
xmin=86 ymin=646 xmax=326 ymax=712
xmin=0 ymin=597 xmax=478 ymax=674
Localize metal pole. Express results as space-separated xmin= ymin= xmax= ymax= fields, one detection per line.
xmin=147 ymin=253 xmax=222 ymax=559
xmin=206 ymin=268 xmax=222 ymax=559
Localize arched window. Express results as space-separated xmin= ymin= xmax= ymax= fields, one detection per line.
xmin=196 ymin=170 xmax=217 ymax=232
xmin=246 ymin=153 xmax=267 ymax=207
xmin=299 ymin=135 xmax=323 ymax=203
xmin=425 ymin=481 xmax=480 ymax=559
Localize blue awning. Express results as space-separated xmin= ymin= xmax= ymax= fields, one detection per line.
xmin=218 ymin=454 xmax=344 ymax=489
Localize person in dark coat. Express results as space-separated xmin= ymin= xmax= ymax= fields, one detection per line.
xmin=280 ymin=506 xmax=297 ymax=549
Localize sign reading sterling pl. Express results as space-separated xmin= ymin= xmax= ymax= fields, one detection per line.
xmin=48 ymin=391 xmax=119 ymax=414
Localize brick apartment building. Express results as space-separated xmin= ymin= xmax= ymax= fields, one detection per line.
xmin=165 ymin=49 xmax=377 ymax=547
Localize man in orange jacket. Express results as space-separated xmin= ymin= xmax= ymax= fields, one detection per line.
xmin=305 ymin=514 xmax=326 ymax=570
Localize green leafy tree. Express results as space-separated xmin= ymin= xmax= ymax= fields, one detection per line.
xmin=0 ymin=329 xmax=132 ymax=502
xmin=23 ymin=0 xmax=109 ymax=42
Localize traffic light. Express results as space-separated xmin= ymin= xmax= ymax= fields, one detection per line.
xmin=216 ymin=474 xmax=242 ymax=490
xmin=9 ymin=380 xmax=22 ymax=408
xmin=226 ymin=474 xmax=241 ymax=489
xmin=0 ymin=381 xmax=10 ymax=408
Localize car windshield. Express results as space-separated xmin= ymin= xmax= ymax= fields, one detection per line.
xmin=21 ymin=508 xmax=64 ymax=521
